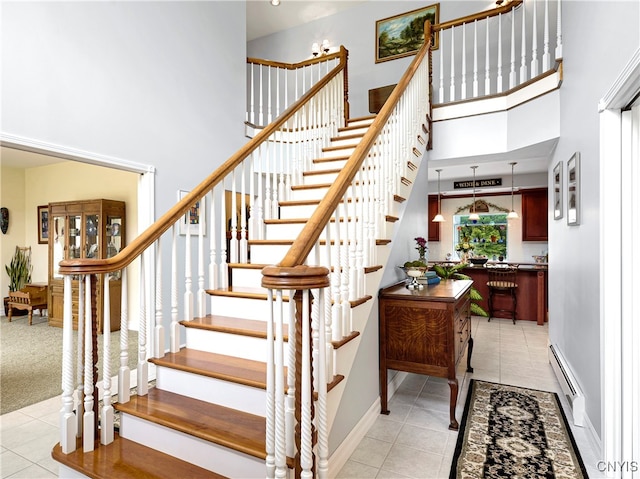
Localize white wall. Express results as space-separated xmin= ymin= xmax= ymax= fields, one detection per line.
xmin=547 ymin=1 xmax=639 ymax=440
xmin=0 ymin=168 xmax=27 ymax=298
xmin=1 ymin=1 xmax=248 ymax=335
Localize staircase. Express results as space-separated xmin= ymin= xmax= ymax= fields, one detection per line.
xmin=52 ymin=110 xmax=427 ymax=478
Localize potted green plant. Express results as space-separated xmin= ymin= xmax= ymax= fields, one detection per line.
xmin=4 ymin=246 xmax=32 ymax=316
xmin=432 ymin=263 xmax=488 ymax=317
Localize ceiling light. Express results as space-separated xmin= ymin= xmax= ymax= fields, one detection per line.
xmin=469 ymin=166 xmax=480 ymax=221
xmin=270 ymin=0 xmax=280 ymax=6
xmin=432 ymin=169 xmax=445 ymax=222
xmin=507 ymin=162 xmax=519 ymax=219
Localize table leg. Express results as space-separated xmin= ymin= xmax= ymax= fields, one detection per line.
xmin=447 ymin=378 xmax=459 ymax=430
xmin=466 ymin=337 xmax=474 ymax=373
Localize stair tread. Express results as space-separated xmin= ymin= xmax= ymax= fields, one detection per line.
xmin=52 ymin=433 xmax=228 ymax=479
xmin=207 ymin=286 xmax=291 ymax=301
xmin=115 ymin=388 xmax=267 ymax=459
xmin=150 ymin=348 xmax=271 ymax=388
xmin=181 ymin=315 xmax=288 ymax=340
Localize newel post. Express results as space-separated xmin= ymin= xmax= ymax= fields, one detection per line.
xmin=262 ymin=265 xmax=330 ymax=479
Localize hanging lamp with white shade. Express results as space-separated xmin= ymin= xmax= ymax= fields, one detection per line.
xmin=432 ymin=169 xmax=445 ymax=222
xmin=507 ymin=161 xmax=519 ymax=219
xmin=469 ymin=166 xmax=480 ymax=220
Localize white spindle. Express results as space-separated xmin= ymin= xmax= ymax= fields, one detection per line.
xmin=197 ymin=198 xmax=206 ymax=318
xmin=531 ymin=0 xmax=539 ymax=77
xmin=461 ymin=23 xmax=467 ymax=100
xmin=543 ymin=0 xmax=551 ymax=70
xmin=316 ymin=287 xmax=329 ymax=479
xmin=240 ymin=161 xmax=249 ymax=262
xmin=473 ymin=20 xmax=478 ymax=98
xmin=101 ymin=275 xmax=114 ymax=445
xmin=259 ymin=66 xmax=264 ymax=126
xmin=439 ymin=29 xmax=445 ymax=103
xmin=555 ymin=0 xmax=562 ymax=59
xmin=450 ymin=26 xmax=456 ymax=101
xmin=300 ymin=290 xmax=313 ymax=479
xmin=230 ymin=170 xmax=238 ymax=263
xmin=137 ymin=254 xmax=149 ymax=396
xmin=171 ymin=226 xmax=180 ymax=353
xmin=155 ymin=239 xmax=166 ymax=357
xmin=220 ymin=186 xmax=229 ymax=288
xmin=520 ymin=1 xmax=528 ymax=83
xmin=509 ymin=8 xmax=517 ymax=88
xmin=249 ymin=63 xmax=254 ymax=124
xmin=485 ymin=16 xmax=491 ymax=95
xmin=265 ymin=289 xmax=276 ymax=478
xmin=82 ymin=275 xmax=94 ymax=452
xmin=497 ymin=13 xmax=504 ymax=93
xmin=60 ymin=274 xmax=76 ymax=453
xmin=268 ymin=65 xmax=272 ymax=124
xmin=76 ymin=278 xmax=85 ymax=436
xmin=119 ymin=268 xmax=131 ymax=401
xmin=275 ymin=290 xmax=286 ymax=479
xmin=286 ymin=297 xmax=296 ymax=458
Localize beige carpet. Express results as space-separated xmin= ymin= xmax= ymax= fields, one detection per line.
xmin=1 ymin=314 xmax=138 ymax=415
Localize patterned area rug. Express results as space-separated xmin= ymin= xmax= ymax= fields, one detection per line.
xmin=450 ymin=380 xmax=588 ymax=478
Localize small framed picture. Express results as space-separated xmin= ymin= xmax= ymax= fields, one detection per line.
xmin=553 ymin=161 xmax=563 ymax=220
xmin=178 ymin=190 xmax=206 ymax=236
xmin=567 ymin=152 xmax=580 ymax=226
xmin=38 ymin=205 xmax=49 ymax=244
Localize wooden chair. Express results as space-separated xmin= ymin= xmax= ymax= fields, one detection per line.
xmin=7 ymin=289 xmax=47 ymax=326
xmin=486 ymin=266 xmax=519 ymax=324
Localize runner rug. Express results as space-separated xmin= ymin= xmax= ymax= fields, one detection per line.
xmin=449 ymin=379 xmax=589 ymax=478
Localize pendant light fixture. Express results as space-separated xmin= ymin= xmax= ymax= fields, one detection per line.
xmin=432 ymin=169 xmax=445 ymax=222
xmin=469 ymin=166 xmax=480 ymax=220
xmin=507 ymin=161 xmax=519 ymax=219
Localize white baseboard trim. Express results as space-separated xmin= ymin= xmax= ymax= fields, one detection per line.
xmin=327 ymin=371 xmax=408 ymax=476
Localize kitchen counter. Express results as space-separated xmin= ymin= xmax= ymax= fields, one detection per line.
xmin=429 ymin=262 xmax=548 ymax=325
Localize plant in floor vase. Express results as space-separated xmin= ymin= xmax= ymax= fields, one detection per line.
xmin=432 ymin=263 xmax=488 ymax=317
xmin=4 ymin=246 xmax=33 ymax=316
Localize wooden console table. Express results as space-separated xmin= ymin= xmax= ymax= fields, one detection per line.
xmin=379 ymin=279 xmax=473 ymax=430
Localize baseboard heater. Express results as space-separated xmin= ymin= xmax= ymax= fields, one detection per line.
xmin=548 ymin=344 xmax=585 ymax=427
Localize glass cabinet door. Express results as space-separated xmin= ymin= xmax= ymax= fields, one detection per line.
xmin=68 ymin=215 xmax=82 ymax=260
xmin=85 ymin=214 xmax=99 ymax=258
xmin=106 ymin=215 xmax=123 ymax=279
xmin=52 ymin=215 xmax=66 ymax=278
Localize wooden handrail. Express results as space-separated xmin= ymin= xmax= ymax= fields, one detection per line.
xmin=277 ymin=23 xmax=434 ymax=268
xmin=247 ymin=50 xmax=342 ymax=70
xmin=58 ymin=46 xmax=349 ymax=275
xmin=433 ymin=1 xmax=523 ymax=32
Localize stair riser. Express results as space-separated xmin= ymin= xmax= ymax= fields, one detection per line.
xmin=210 ymin=295 xmax=281 ymax=321
xmin=230 ymin=267 xmax=264 ymax=287
xmin=339 ymin=125 xmax=369 ymax=136
xmin=119 ymin=415 xmax=266 ymax=478
xmin=185 ymin=327 xmax=282 ymax=362
xmin=320 ymin=146 xmax=355 ymax=159
xmin=347 ymin=119 xmax=375 ymax=128
xmin=328 ymin=138 xmax=361 ymax=148
xmin=155 ymin=365 xmax=266 ymax=416
xmin=248 ymin=243 xmax=291 ymax=263
xmin=300 ymin=172 xmax=342 ymax=186
xmin=265 ymin=221 xmax=384 ymax=242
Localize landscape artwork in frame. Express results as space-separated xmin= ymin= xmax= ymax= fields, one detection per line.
xmin=38 ymin=205 xmax=49 ymax=244
xmin=178 ymin=190 xmax=206 ymax=236
xmin=553 ymin=161 xmax=563 ymax=220
xmin=375 ymin=3 xmax=440 ymax=63
xmin=567 ymin=153 xmax=580 ymax=226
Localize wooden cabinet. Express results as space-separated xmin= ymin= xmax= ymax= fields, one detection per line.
xmin=379 ymin=279 xmax=473 ymax=430
xmin=48 ymin=199 xmax=125 ymax=331
xmin=521 ymin=188 xmax=548 ymax=241
xmin=428 ymin=195 xmax=440 ymax=241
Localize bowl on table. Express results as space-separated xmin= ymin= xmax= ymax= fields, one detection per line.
xmin=469 ymin=257 xmax=488 ymax=267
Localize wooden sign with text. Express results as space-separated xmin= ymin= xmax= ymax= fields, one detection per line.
xmin=454 ymin=178 xmax=502 ymax=189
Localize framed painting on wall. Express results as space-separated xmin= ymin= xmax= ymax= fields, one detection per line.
xmin=567 ymin=152 xmax=580 ymax=226
xmin=375 ymin=3 xmax=440 ymax=63
xmin=553 ymin=161 xmax=563 ymax=220
xmin=38 ymin=205 xmax=49 ymax=244
xmin=178 ymin=190 xmax=206 ymax=236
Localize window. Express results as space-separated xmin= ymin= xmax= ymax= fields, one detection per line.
xmin=454 ymin=214 xmax=508 ymax=259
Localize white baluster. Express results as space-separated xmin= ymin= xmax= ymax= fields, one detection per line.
xmin=509 ymin=8 xmax=517 ymax=88
xmin=555 ymin=0 xmax=562 ymax=59
xmin=286 ymin=297 xmax=296 ymax=458
xmin=461 ymin=23 xmax=467 ymax=100
xmin=209 ymin=189 xmax=218 ymax=292
xmin=76 ymin=278 xmax=85 ymax=436
xmin=155 ymin=239 xmax=165 ymax=357
xmin=531 ymin=0 xmax=539 ymax=77
xmin=119 ymin=268 xmax=131 ymax=401
xmin=220 ymin=190 xmax=229 ymax=288
xmin=268 ymin=65 xmax=272 ymax=124
xmin=197 ymin=197 xmax=206 ymax=318
xmin=230 ymin=170 xmax=238 ymax=263
xmin=171 ymin=225 xmax=180 ymax=353
xmin=265 ymin=289 xmax=275 ymax=478
xmin=316 ymin=287 xmax=329 ymax=479
xmin=497 ymin=13 xmax=504 ymax=93
xmin=249 ymin=62 xmax=254 ymax=124
xmin=259 ymin=66 xmax=264 ymax=126
xmin=450 ymin=26 xmax=456 ymax=101
xmin=82 ymin=275 xmax=94 ymax=452
xmin=275 ymin=290 xmax=286 ymax=479
xmin=543 ymin=0 xmax=551 ymax=70
xmin=240 ymin=162 xmax=249 ymax=262
xmin=300 ymin=290 xmax=313 ymax=479
xmin=485 ymin=17 xmax=491 ymax=95
xmin=137 ymin=254 xmax=149 ymax=396
xmin=520 ymin=1 xmax=528 ymax=83
xmin=439 ymin=28 xmax=445 ymax=103
xmin=473 ymin=20 xmax=478 ymax=98
xmin=60 ymin=275 xmax=77 ymax=453
xmin=101 ymin=275 xmax=114 ymax=445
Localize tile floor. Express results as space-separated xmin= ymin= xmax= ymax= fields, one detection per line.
xmin=0 ymin=317 xmax=602 ymax=478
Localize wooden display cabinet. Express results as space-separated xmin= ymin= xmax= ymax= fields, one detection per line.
xmin=521 ymin=188 xmax=548 ymax=241
xmin=48 ymin=199 xmax=125 ymax=332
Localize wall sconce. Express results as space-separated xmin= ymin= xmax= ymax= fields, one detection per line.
xmin=507 ymin=161 xmax=519 ymax=219
xmin=432 ymin=169 xmax=445 ymax=222
xmin=312 ymin=39 xmax=331 ymax=57
xmin=469 ymin=166 xmax=480 ymax=220
xmin=270 ymin=0 xmax=280 ymax=6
